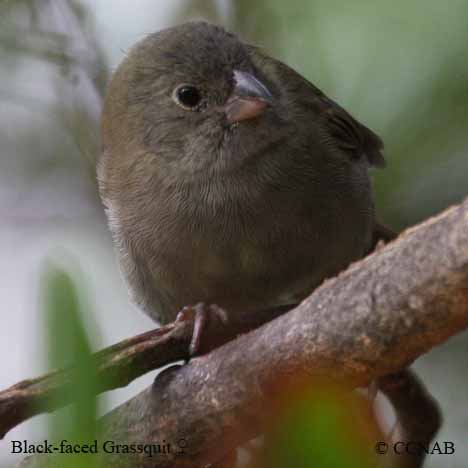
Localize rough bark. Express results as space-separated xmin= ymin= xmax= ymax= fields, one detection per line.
xmin=0 ymin=307 xmax=289 ymax=439
xmin=16 ymin=197 xmax=468 ymax=467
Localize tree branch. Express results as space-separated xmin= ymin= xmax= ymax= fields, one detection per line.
xmin=0 ymin=297 xmax=288 ymax=439
xmin=16 ymin=196 xmax=468 ymax=467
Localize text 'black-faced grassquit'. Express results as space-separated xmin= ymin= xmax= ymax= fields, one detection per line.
xmin=98 ymin=21 xmax=388 ymax=354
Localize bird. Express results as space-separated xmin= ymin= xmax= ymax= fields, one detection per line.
xmin=98 ymin=21 xmax=388 ymax=354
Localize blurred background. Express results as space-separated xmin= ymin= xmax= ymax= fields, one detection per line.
xmin=1 ymin=0 xmax=467 ymax=466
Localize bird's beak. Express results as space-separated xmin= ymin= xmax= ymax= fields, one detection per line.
xmin=225 ymin=70 xmax=273 ymax=125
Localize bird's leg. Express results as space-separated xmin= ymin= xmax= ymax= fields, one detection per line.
xmin=176 ymin=302 xmax=229 ymax=357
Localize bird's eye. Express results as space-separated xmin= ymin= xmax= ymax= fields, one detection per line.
xmin=173 ymin=85 xmax=202 ymax=110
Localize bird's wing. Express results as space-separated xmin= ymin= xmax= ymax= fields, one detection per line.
xmin=250 ymin=48 xmax=385 ymax=167
xmin=367 ymin=222 xmax=398 ymax=254
xmin=319 ymin=96 xmax=386 ymax=168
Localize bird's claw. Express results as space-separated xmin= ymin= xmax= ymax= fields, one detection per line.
xmin=176 ymin=302 xmax=229 ymax=358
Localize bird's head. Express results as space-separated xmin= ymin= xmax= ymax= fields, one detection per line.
xmin=101 ymin=22 xmax=289 ymax=182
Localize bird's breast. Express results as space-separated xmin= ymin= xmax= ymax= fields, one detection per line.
xmin=119 ymin=159 xmax=374 ymax=322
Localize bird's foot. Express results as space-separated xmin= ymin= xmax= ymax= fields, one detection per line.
xmin=176 ymin=302 xmax=229 ymax=358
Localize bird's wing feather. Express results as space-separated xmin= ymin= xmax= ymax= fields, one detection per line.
xmin=368 ymin=222 xmax=398 ymax=254
xmin=251 ymin=48 xmax=385 ymax=167
xmin=320 ymin=96 xmax=386 ymax=167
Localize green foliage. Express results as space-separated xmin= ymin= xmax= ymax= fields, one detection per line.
xmin=42 ymin=265 xmax=100 ymax=468
xmin=249 ymin=381 xmax=378 ymax=468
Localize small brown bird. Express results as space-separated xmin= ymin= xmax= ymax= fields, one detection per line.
xmin=98 ymin=22 xmax=387 ymax=351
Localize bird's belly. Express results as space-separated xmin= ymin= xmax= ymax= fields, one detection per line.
xmin=168 ymin=210 xmax=371 ymax=316
xmin=131 ymin=168 xmax=374 ymax=323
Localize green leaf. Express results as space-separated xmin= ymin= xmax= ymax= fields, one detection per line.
xmin=41 ymin=263 xmax=101 ymax=468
